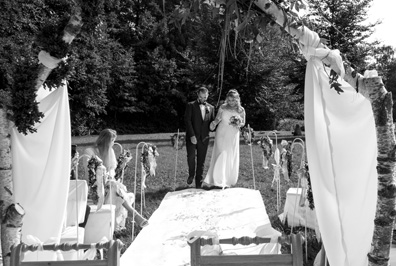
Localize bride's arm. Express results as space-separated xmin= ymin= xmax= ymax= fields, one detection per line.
xmin=210 ymin=107 xmax=223 ymax=130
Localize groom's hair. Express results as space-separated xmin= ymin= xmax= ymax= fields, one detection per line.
xmin=197 ymin=86 xmax=208 ymax=94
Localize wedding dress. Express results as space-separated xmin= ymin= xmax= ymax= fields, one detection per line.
xmin=203 ymin=106 xmax=245 ymax=188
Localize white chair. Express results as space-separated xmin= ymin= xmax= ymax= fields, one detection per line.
xmin=84 ymin=204 xmax=115 ymax=244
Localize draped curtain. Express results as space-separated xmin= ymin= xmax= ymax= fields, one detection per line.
xmin=302 ymin=28 xmax=378 ymax=266
xmin=12 ymin=84 xmax=71 ymax=260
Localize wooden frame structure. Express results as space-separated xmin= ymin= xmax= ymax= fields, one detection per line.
xmin=10 ymin=240 xmax=123 ymax=266
xmin=189 ymin=234 xmax=303 ymax=266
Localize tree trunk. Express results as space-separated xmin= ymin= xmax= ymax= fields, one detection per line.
xmin=0 ymin=108 xmax=16 ymax=266
xmin=0 ymin=7 xmax=82 ymax=266
xmin=254 ymin=0 xmax=396 ymax=264
xmin=361 ymin=77 xmax=396 ymax=266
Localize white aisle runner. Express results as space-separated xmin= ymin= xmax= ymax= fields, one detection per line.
xmin=121 ymin=188 xmax=281 ymax=266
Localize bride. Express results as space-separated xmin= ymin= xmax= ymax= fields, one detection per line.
xmin=203 ymin=89 xmax=245 ymax=188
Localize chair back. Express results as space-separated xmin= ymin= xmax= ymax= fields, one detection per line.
xmin=189 ymin=234 xmax=303 ymax=266
xmin=10 ymin=240 xmax=123 ymax=266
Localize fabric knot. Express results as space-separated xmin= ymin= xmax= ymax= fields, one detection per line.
xmin=38 ymin=51 xmax=62 ymax=69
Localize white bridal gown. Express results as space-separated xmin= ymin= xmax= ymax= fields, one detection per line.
xmin=204 ymin=107 xmax=244 ymax=188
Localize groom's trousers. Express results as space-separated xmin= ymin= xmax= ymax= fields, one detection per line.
xmin=186 ymin=137 xmax=209 ymax=188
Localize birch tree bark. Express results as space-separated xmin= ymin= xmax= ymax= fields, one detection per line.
xmin=254 ymin=0 xmax=396 ymax=265
xmin=0 ymin=7 xmax=82 ymax=266
xmin=0 ymin=108 xmax=23 ymax=266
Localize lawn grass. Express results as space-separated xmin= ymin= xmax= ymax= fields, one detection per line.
xmin=73 ymin=131 xmax=320 ymax=265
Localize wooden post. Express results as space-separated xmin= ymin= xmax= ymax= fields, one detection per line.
xmin=189 ymin=238 xmax=201 ymax=266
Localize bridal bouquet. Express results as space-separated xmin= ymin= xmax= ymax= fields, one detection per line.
xmin=229 ymin=115 xmax=242 ymax=127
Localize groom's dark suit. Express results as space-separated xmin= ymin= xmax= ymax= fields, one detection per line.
xmin=184 ymin=100 xmax=215 ymax=187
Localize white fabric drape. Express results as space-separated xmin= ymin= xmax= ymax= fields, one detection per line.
xmin=301 ymin=28 xmax=377 ymax=266
xmin=12 ymin=84 xmax=71 ymax=261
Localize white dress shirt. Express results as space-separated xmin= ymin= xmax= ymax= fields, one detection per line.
xmin=199 ymin=104 xmax=206 ymax=120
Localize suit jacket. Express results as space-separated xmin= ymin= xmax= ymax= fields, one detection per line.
xmin=184 ymin=100 xmax=215 ymax=142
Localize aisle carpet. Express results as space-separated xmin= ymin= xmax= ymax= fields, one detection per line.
xmin=120 ymin=187 xmax=281 ymax=266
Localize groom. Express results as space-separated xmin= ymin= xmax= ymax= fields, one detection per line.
xmin=184 ymin=87 xmax=215 ymax=188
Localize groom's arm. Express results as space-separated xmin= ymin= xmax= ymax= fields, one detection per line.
xmin=184 ymin=103 xmax=195 ymax=137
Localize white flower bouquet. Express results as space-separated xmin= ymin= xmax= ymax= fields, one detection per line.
xmin=229 ymin=115 xmax=242 ymax=127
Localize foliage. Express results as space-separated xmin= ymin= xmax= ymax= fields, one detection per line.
xmin=0 ymin=0 xmax=386 ymax=134
xmin=277 ymin=118 xmax=304 ymax=132
xmin=306 ymin=0 xmax=378 ymax=71
xmin=0 ymin=0 xmax=77 ymax=134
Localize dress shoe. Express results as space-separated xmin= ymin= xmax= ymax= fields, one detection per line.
xmin=187 ymin=176 xmax=194 ymax=185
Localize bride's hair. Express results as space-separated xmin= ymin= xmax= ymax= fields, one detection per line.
xmin=224 ymin=89 xmax=243 ymax=112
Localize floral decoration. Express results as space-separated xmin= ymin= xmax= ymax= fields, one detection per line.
xmin=240 ymin=126 xmax=254 ymax=145
xmin=257 ymin=135 xmax=273 ymax=169
xmin=280 ymin=140 xmax=292 ymax=181
xmin=229 ymin=115 xmax=242 ymax=127
xmin=114 ymin=150 xmax=132 ymax=182
xmin=170 ymin=133 xmax=186 ymax=150
xmin=305 ymin=162 xmax=315 ymax=210
xmin=87 ymin=155 xmax=103 ymax=204
xmin=141 ymin=144 xmax=160 ymax=189
xmin=205 ymin=105 xmax=210 ymax=114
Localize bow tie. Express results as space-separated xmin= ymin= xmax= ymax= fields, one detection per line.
xmin=199 ymin=103 xmax=206 ymax=106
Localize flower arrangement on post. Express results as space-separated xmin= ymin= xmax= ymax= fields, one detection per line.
xmin=170 ymin=133 xmax=186 ymax=150
xmin=141 ymin=144 xmax=160 ymax=189
xmin=280 ymin=140 xmax=292 ymax=182
xmin=229 ymin=115 xmax=242 ymax=128
xmin=257 ymin=135 xmax=273 ymax=169
xmin=87 ymin=156 xmax=106 ymax=206
xmin=114 ymin=150 xmax=132 ymax=183
xmin=240 ymin=126 xmax=255 ymax=145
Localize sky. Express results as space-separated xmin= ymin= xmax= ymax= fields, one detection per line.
xmin=367 ymin=0 xmax=396 ymax=47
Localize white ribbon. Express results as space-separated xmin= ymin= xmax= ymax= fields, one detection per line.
xmin=38 ymin=51 xmax=62 ymax=69
xmin=25 ymin=235 xmax=64 ymax=261
xmin=82 ymin=237 xmax=108 ymax=260
xmin=96 ymin=163 xmax=107 ymax=211
xmin=187 ymin=230 xmax=221 ymax=255
xmin=363 ymin=69 xmax=378 ymax=78
xmin=298 ymin=28 xmax=345 ymax=78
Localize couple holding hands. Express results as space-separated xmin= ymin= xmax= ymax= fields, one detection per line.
xmin=184 ymin=87 xmax=246 ymax=189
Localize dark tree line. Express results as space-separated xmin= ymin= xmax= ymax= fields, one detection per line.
xmin=0 ymin=0 xmax=394 ymax=136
